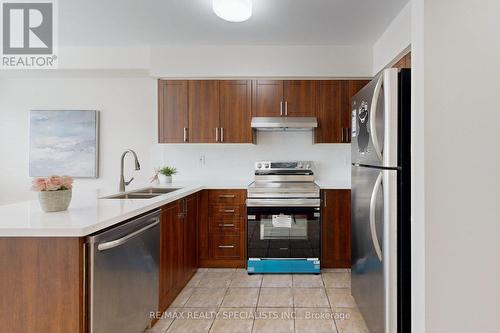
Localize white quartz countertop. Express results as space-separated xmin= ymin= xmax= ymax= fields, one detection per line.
xmin=314 ymin=180 xmax=351 ymax=189
xmin=0 ymin=180 xmax=349 ymax=237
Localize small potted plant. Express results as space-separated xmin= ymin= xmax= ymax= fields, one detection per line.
xmin=155 ymin=166 xmax=177 ymax=184
xmin=31 ymin=175 xmax=74 ymax=212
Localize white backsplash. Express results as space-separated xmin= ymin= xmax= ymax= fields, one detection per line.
xmin=154 ymin=131 xmax=351 ymax=185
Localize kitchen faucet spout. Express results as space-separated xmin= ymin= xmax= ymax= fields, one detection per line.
xmin=119 ymin=150 xmax=141 ymax=192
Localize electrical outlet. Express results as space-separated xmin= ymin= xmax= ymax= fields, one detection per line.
xmin=199 ymin=155 xmax=206 ymax=165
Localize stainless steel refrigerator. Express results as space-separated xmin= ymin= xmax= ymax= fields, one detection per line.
xmin=351 ymin=68 xmax=411 ymax=333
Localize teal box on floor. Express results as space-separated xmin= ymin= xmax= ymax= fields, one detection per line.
xmin=247 ymin=259 xmax=320 ymax=274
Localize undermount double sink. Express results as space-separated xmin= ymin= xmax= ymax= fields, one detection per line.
xmin=103 ymin=187 xmax=181 ymax=200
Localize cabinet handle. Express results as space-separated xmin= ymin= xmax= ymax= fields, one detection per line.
xmin=219 ymin=194 xmax=235 ymax=198
xmin=183 ymin=127 xmax=188 ymax=142
xmin=341 ymin=128 xmax=344 ymax=143
xmin=285 ymin=101 xmax=288 ymax=116
xmin=222 ymin=209 xmax=235 ymax=213
xmin=219 ymin=224 xmax=235 ymax=227
xmin=220 ymin=127 xmax=224 ymax=142
xmin=215 ymin=127 xmax=219 ymax=142
xmin=324 ymin=192 xmax=327 ymax=208
xmin=218 ymin=245 xmax=235 ymax=248
xmin=280 ymin=101 xmax=283 ymax=116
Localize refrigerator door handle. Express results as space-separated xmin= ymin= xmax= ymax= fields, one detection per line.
xmin=369 ymin=171 xmax=383 ymax=261
xmin=369 ymin=75 xmax=384 ymax=162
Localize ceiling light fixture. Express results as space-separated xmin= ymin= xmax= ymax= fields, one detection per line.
xmin=212 ymin=0 xmax=252 ymax=23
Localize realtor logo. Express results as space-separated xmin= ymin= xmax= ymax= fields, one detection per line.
xmin=1 ymin=0 xmax=58 ymax=68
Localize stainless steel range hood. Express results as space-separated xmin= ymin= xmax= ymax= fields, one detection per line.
xmin=251 ymin=117 xmax=318 ymax=131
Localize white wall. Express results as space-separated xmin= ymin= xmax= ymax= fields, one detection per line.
xmin=372 ymin=3 xmax=411 ymax=74
xmin=156 ymin=133 xmax=350 ymax=185
xmin=150 ymin=45 xmax=373 ymax=78
xmin=415 ymin=0 xmax=500 ymax=332
xmin=0 ymin=76 xmax=157 ymax=205
xmin=410 ymin=0 xmax=425 ymax=331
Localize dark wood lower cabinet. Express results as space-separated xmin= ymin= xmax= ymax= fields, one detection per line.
xmin=0 ymin=237 xmax=85 ymax=333
xmin=159 ymin=193 xmax=199 ymax=312
xmin=199 ymin=189 xmax=247 ymax=268
xmin=321 ymin=189 xmax=352 ymax=268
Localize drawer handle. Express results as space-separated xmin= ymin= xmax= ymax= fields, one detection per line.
xmin=222 ymin=209 xmax=235 ymax=213
xmin=218 ymin=245 xmax=235 ymax=248
xmin=219 ymin=224 xmax=235 ymax=227
xmin=219 ymin=194 xmax=236 ymax=198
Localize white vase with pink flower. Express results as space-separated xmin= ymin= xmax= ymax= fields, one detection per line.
xmin=32 ymin=176 xmax=74 ymax=212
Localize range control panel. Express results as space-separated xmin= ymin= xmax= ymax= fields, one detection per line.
xmin=254 ymin=161 xmax=314 ymax=171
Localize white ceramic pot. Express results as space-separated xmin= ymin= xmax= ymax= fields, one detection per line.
xmin=158 ymin=174 xmax=172 ymax=184
xmin=38 ymin=189 xmax=72 ymax=212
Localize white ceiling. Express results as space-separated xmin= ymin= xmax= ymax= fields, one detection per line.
xmin=59 ymin=0 xmax=409 ymax=47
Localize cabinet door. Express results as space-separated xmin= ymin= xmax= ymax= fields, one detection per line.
xmin=220 ymin=80 xmax=253 ymax=143
xmin=283 ymin=80 xmax=318 ymax=117
xmin=183 ymin=194 xmax=199 ymax=282
xmin=321 ymin=189 xmax=351 ymax=268
xmin=315 ymin=80 xmax=344 ymax=143
xmin=158 ymin=80 xmax=188 ymax=143
xmin=159 ymin=202 xmax=181 ymax=310
xmin=252 ymin=80 xmax=284 ymax=117
xmin=189 ymin=80 xmax=220 ymax=143
xmin=198 ymin=190 xmax=210 ymax=261
xmin=344 ymin=80 xmax=371 ymax=143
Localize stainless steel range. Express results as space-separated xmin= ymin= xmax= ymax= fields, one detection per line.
xmin=246 ymin=161 xmax=321 ymax=274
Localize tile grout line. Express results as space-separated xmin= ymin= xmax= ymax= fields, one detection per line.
xmin=323 ymin=273 xmax=341 ymax=333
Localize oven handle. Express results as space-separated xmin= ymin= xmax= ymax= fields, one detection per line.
xmin=246 ymin=198 xmax=320 ymax=207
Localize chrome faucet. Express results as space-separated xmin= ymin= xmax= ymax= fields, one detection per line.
xmin=119 ymin=150 xmax=141 ymax=192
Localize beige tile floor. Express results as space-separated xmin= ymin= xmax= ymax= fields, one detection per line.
xmin=148 ymin=268 xmax=369 ymax=333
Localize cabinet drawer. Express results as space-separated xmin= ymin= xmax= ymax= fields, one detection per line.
xmin=212 ymin=235 xmax=242 ymax=259
xmin=209 ymin=218 xmax=242 ymax=234
xmin=208 ymin=190 xmax=246 ymax=204
xmin=209 ymin=204 xmax=244 ymax=218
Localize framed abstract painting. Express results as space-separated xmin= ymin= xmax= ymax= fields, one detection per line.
xmin=29 ymin=110 xmax=99 ymax=178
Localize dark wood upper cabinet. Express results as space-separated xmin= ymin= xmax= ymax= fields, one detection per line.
xmin=158 ymin=80 xmax=188 ymax=143
xmin=188 ymin=80 xmax=220 ymax=143
xmin=252 ymin=80 xmax=284 ymax=117
xmin=252 ymin=80 xmax=317 ymax=117
xmin=283 ymin=80 xmax=318 ymax=117
xmin=392 ymin=52 xmax=412 ymax=69
xmin=219 ymin=80 xmax=253 ymax=143
xmin=315 ymin=80 xmax=344 ymax=143
xmin=158 ymin=79 xmax=374 ymax=144
xmin=321 ymin=189 xmax=351 ymax=268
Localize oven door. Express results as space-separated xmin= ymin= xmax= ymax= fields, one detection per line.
xmin=247 ymin=206 xmax=321 ymax=259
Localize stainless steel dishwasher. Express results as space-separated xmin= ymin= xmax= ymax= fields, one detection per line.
xmin=87 ymin=209 xmax=160 ymax=333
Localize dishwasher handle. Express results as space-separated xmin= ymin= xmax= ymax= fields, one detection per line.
xmin=97 ymin=218 xmax=159 ymax=251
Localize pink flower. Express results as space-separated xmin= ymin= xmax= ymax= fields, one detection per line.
xmin=31 ymin=175 xmax=74 ymax=192
xmin=61 ymin=176 xmax=74 ymax=189
xmin=31 ymin=178 xmax=47 ymax=191
xmin=45 ymin=175 xmax=63 ymax=191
